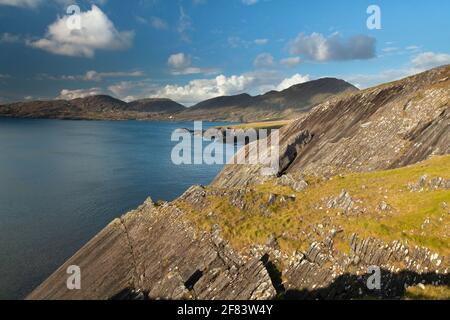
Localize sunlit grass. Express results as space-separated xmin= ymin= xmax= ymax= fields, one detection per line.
xmin=177 ymin=156 xmax=450 ymax=255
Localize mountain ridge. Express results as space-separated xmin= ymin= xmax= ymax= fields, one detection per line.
xmin=0 ymin=77 xmax=357 ymax=122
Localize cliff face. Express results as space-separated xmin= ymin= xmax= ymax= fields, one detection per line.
xmin=214 ymin=65 xmax=450 ymax=188
xmin=28 ymin=198 xmax=277 ymax=300
xmin=28 ymin=66 xmax=450 ymax=300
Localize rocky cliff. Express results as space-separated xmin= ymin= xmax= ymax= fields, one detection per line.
xmin=28 ymin=66 xmax=450 ymax=300
xmin=214 ymin=65 xmax=450 ymax=187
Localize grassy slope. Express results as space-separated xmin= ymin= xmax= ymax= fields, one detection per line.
xmin=177 ymin=155 xmax=450 ymax=256
xmin=216 ymin=120 xmax=294 ymax=131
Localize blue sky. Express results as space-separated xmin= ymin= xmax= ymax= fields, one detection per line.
xmin=0 ymin=0 xmax=449 ymax=105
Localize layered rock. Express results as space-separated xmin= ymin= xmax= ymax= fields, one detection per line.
xmin=214 ymin=65 xmax=450 ymax=188
xmin=28 ymin=197 xmax=277 ymax=300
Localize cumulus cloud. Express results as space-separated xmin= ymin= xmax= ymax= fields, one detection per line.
xmin=276 ymin=73 xmax=310 ymax=91
xmin=168 ymin=53 xmax=219 ymax=75
xmin=151 ymin=74 xmax=255 ymax=105
xmin=288 ymin=32 xmax=376 ymax=62
xmin=57 ymin=87 xmax=104 ymax=100
xmin=29 ymin=5 xmax=134 ymax=58
xmin=104 ymin=70 xmax=315 ymax=105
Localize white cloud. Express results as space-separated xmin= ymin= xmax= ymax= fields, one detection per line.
xmin=29 ymin=5 xmax=133 ymax=58
xmin=57 ymin=87 xmax=104 ymax=100
xmin=288 ymin=32 xmax=376 ymax=61
xmin=168 ymin=53 xmax=219 ymax=75
xmin=411 ymin=52 xmax=450 ymax=70
xmin=168 ymin=53 xmax=191 ymax=69
xmin=104 ymin=69 xmax=315 ymax=105
xmin=254 ymin=53 xmax=275 ymax=68
xmin=151 ymin=74 xmax=255 ymax=105
xmin=280 ymin=56 xmax=301 ymax=67
xmin=276 ymin=73 xmax=310 ymax=91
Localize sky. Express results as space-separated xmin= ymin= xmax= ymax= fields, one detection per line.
xmin=0 ymin=0 xmax=449 ymax=105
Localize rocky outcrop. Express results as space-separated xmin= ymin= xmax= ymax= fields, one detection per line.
xmin=407 ymin=175 xmax=450 ymax=192
xmin=27 ymin=197 xmax=277 ymax=300
xmin=284 ymin=234 xmax=448 ymax=299
xmin=214 ymin=65 xmax=450 ymax=188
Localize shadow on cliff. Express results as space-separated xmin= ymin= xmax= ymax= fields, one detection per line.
xmin=108 ymin=269 xmax=449 ymax=300
xmin=281 ymin=269 xmax=449 ymax=300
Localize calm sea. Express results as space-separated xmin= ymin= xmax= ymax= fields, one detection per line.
xmin=0 ymin=118 xmax=236 ymax=299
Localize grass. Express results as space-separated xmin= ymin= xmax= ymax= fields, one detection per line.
xmin=405 ymin=285 xmax=450 ymax=300
xmin=216 ymin=120 xmax=293 ymax=131
xmin=176 ymin=155 xmax=450 ymax=256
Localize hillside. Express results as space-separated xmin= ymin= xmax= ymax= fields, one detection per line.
xmin=0 ymin=78 xmax=356 ymax=122
xmin=175 ymin=78 xmax=358 ymax=122
xmin=28 ymin=65 xmax=450 ymax=300
xmin=127 ymin=98 xmax=185 ymax=114
xmin=0 ymin=96 xmax=185 ymax=121
xmin=215 ymin=65 xmax=450 ymax=187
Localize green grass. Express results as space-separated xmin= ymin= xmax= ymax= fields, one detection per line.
xmin=176 ymin=155 xmax=450 ymax=255
xmin=216 ymin=120 xmax=293 ymax=131
xmin=405 ymin=285 xmax=450 ymax=300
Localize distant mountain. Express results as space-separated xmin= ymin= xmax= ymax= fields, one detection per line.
xmin=0 ymin=78 xmax=357 ymax=122
xmin=174 ymin=78 xmax=358 ymax=122
xmin=0 ymin=96 xmax=185 ymax=121
xmin=127 ymin=98 xmax=185 ymax=114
